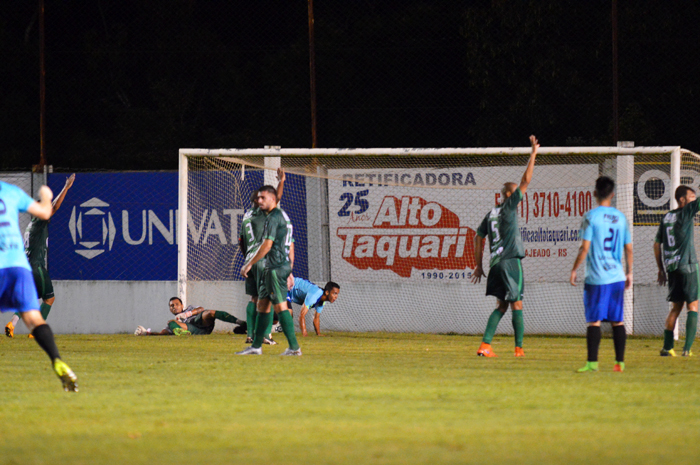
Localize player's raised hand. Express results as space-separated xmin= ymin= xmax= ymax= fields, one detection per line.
xmin=65 ymin=173 xmax=76 ymax=189
xmin=277 ymin=167 xmax=286 ymax=183
xmin=529 ymin=135 xmax=539 ymax=154
xmin=471 ymin=265 xmax=485 ymax=284
xmin=570 ymin=270 xmax=577 ymax=286
xmin=657 ymin=269 xmax=667 ymax=286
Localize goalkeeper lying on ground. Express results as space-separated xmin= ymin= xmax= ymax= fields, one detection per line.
xmin=134 ymin=297 xmax=245 ymax=336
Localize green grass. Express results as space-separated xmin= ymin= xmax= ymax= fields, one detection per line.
xmin=1 ymin=332 xmax=699 ymax=465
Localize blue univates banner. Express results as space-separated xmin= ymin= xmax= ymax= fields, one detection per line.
xmin=47 ymin=172 xmax=308 ymax=281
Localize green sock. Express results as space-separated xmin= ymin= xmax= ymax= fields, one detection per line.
xmin=664 ymin=329 xmax=675 ymax=350
xmin=214 ymin=311 xmax=238 ymax=324
xmin=246 ymin=302 xmax=256 ymax=338
xmin=40 ymin=303 xmax=52 ymax=320
xmin=512 ymin=310 xmax=524 ymax=348
xmin=265 ymin=315 xmax=274 ymax=338
xmin=277 ymin=310 xmax=300 ymax=350
xmin=252 ymin=312 xmax=272 ymax=349
xmin=684 ymin=312 xmax=698 ymax=352
xmin=482 ymin=309 xmax=504 ymax=344
xmin=167 ymin=321 xmax=181 ymax=332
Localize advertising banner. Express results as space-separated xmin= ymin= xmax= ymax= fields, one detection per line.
xmin=328 ymin=165 xmax=598 ymax=282
xmin=47 ymin=172 xmax=307 ymax=281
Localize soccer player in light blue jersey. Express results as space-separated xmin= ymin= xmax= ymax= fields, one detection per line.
xmin=0 ymin=181 xmax=78 ymax=391
xmin=287 ymin=278 xmax=340 ymax=337
xmin=570 ymin=176 xmax=633 ymax=373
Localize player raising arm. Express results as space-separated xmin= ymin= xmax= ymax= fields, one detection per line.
xmin=287 ymin=278 xmax=340 ymax=337
xmin=654 ymin=185 xmax=699 ymax=357
xmin=570 ymin=176 xmax=632 ymax=372
xmin=471 ymin=135 xmax=538 ymax=358
xmin=238 ymin=186 xmax=299 ymax=355
xmin=134 ymin=297 xmax=245 ymax=336
xmin=6 ymin=173 xmax=75 ymax=337
xmin=0 ymin=181 xmax=77 ymax=391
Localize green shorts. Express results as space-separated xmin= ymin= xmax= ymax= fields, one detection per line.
xmin=32 ymin=265 xmax=54 ymax=301
xmin=186 ymin=313 xmax=215 ymax=335
xmin=486 ymin=258 xmax=524 ymax=303
xmin=258 ymin=263 xmax=292 ymax=306
xmin=667 ymin=265 xmax=699 ymax=303
xmin=244 ymin=260 xmax=266 ymax=297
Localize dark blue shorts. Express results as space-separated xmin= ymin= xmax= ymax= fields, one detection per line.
xmin=583 ymin=281 xmax=625 ymax=323
xmin=0 ymin=267 xmax=40 ymax=314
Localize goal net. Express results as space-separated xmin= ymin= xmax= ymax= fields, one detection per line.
xmin=178 ymin=146 xmax=700 ymax=337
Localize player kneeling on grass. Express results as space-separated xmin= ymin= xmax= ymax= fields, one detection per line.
xmin=570 ymin=176 xmax=632 ymax=373
xmin=0 ymin=181 xmax=77 ymax=392
xmin=287 ymin=277 xmax=340 ymax=337
xmin=471 ymin=135 xmax=538 ymax=358
xmin=238 ymin=186 xmax=300 ymax=356
xmin=134 ymin=297 xmax=245 ymax=336
xmin=654 ymin=185 xmax=700 ymax=357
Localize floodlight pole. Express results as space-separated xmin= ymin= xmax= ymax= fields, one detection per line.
xmin=308 ymin=0 xmax=318 ymax=148
xmin=612 ymin=0 xmax=619 ymax=144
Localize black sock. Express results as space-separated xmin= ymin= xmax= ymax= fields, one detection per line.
xmin=31 ymin=324 xmax=61 ymax=362
xmin=586 ymin=326 xmax=601 ymax=362
xmin=612 ymin=325 xmax=626 ymax=362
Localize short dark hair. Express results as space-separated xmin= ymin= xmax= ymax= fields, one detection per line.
xmin=675 ymin=185 xmax=695 ymax=203
xmin=594 ymin=176 xmax=615 ymax=200
xmin=258 ymin=185 xmax=277 ymax=196
xmin=324 ymin=282 xmax=340 ymax=292
xmin=169 ymin=297 xmax=182 ymax=304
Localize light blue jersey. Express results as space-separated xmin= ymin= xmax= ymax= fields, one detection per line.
xmin=287 ymin=278 xmax=326 ymax=313
xmin=0 ymin=181 xmax=34 ymax=271
xmin=580 ymin=206 xmax=631 ymax=285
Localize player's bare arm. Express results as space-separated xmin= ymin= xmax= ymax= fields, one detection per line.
xmin=276 ymin=168 xmax=286 ymax=203
xmin=241 ymin=239 xmax=273 ymax=277
xmin=26 ymin=186 xmax=54 ymax=220
xmin=653 ymin=241 xmax=666 ymax=286
xmin=299 ymin=304 xmax=310 ymax=336
xmin=471 ymin=234 xmax=485 ymax=283
xmin=175 ymin=306 xmax=205 ymax=321
xmin=313 ymin=311 xmax=322 ymax=336
xmin=518 ymin=135 xmax=539 ymax=194
xmin=51 ymin=173 xmax=75 ymax=216
xmin=570 ymin=240 xmax=591 ymax=286
xmin=624 ymin=243 xmax=633 ymax=290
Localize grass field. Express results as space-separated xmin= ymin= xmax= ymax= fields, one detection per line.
xmin=1 ymin=332 xmax=699 ymax=465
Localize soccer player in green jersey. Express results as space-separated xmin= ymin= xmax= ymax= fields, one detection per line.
xmin=654 ymin=185 xmax=699 ymax=357
xmin=238 ymin=168 xmax=288 ymax=345
xmin=238 ymin=185 xmax=300 ymax=356
xmin=471 ymin=135 xmax=538 ymax=358
xmin=5 ymin=173 xmax=75 ymax=338
xmin=134 ymin=297 xmax=245 ymax=336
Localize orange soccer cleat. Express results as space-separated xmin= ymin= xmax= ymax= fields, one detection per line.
xmin=477 ymin=342 xmax=498 ymax=357
xmin=514 ymin=347 xmax=525 ymax=357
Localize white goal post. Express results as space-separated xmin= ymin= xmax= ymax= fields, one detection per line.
xmin=178 ymin=145 xmax=698 ymax=337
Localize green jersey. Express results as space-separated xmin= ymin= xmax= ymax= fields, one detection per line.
xmin=24 ymin=217 xmax=49 ymax=267
xmin=476 ymin=188 xmax=525 ymax=267
xmin=261 ymin=207 xmax=293 ymax=269
xmin=655 ymin=199 xmax=700 ymax=273
xmin=239 ymin=206 xmax=267 ymax=262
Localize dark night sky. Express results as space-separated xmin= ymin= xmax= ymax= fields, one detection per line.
xmin=1 ymin=1 xmax=699 ymax=170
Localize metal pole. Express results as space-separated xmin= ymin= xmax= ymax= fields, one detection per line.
xmin=612 ymin=0 xmax=619 ymax=144
xmin=308 ymin=0 xmax=318 ymax=148
xmin=38 ymin=0 xmax=47 ymax=169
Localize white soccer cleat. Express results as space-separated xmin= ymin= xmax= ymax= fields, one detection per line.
xmin=134 ymin=325 xmax=147 ymax=335
xmin=280 ymin=348 xmax=302 ymax=356
xmin=236 ymin=346 xmax=263 ymax=355
xmin=263 ymin=337 xmax=278 ymax=345
xmin=272 ymin=324 xmax=283 ymax=333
